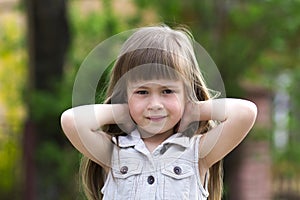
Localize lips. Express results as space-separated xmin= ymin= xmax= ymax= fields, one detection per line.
xmin=146 ymin=116 xmax=167 ymax=122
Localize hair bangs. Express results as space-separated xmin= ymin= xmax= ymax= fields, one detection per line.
xmin=120 ymin=48 xmax=186 ymax=83
xmin=126 ymin=63 xmax=182 ymax=84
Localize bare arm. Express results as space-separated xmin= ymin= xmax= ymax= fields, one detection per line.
xmin=184 ymin=98 xmax=257 ymax=168
xmin=60 ymin=104 xmax=131 ymax=169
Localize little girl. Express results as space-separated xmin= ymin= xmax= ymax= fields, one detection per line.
xmin=61 ymin=25 xmax=257 ymax=200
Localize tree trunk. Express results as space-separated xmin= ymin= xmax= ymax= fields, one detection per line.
xmin=23 ymin=0 xmax=70 ymax=199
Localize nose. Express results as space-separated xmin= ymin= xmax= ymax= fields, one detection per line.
xmin=147 ymin=94 xmax=163 ymax=110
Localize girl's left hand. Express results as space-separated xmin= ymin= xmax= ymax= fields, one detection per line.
xmin=178 ymin=101 xmax=200 ymax=132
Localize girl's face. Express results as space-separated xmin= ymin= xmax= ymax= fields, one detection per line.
xmin=127 ymin=79 xmax=186 ymax=138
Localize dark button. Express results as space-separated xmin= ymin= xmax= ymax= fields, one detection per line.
xmin=120 ymin=166 xmax=128 ymax=174
xmin=160 ymin=146 xmax=167 ymax=154
xmin=173 ymin=166 xmax=182 ymax=175
xmin=147 ymin=175 xmax=155 ymax=185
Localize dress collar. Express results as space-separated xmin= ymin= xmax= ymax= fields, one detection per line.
xmin=116 ymin=129 xmax=191 ymax=148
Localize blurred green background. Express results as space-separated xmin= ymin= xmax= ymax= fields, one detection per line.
xmin=1 ymin=0 xmax=300 ymax=199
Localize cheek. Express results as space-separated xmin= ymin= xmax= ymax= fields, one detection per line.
xmin=167 ymin=96 xmax=185 ymax=117
xmin=128 ymin=97 xmax=144 ymax=119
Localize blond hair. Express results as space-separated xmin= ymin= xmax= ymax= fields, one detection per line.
xmin=80 ymin=24 xmax=223 ymax=200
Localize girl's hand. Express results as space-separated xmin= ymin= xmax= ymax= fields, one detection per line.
xmin=113 ymin=104 xmax=136 ymax=133
xmin=178 ymin=101 xmax=201 ymax=132
xmin=117 ymin=116 xmax=136 ymax=134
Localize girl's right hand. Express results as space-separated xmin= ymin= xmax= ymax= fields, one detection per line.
xmin=113 ymin=104 xmax=136 ymax=133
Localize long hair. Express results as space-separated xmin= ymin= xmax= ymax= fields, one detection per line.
xmin=80 ymin=25 xmax=223 ymax=200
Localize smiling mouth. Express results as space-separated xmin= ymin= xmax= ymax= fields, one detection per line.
xmin=146 ymin=116 xmax=167 ymax=122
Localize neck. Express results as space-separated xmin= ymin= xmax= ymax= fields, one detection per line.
xmin=138 ymin=127 xmax=174 ymax=153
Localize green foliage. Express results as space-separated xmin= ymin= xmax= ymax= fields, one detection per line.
xmin=289 ymin=68 xmax=300 ymax=143
xmin=0 ymin=135 xmax=20 ymax=194
xmin=273 ymin=141 xmax=300 ymax=178
xmin=242 ymin=0 xmax=300 ymax=84
xmin=36 ymin=141 xmax=81 ymax=199
xmin=247 ymin=127 xmax=272 ymax=142
xmin=68 ymin=1 xmax=125 ymax=71
xmin=0 ymin=10 xmax=26 ymax=198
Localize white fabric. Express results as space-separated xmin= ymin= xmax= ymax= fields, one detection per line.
xmin=102 ymin=129 xmax=209 ymax=199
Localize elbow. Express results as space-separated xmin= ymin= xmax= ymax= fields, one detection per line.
xmin=247 ymin=100 xmax=258 ymax=124
xmin=60 ymin=109 xmax=76 ymax=136
xmin=239 ymin=100 xmax=258 ymax=129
